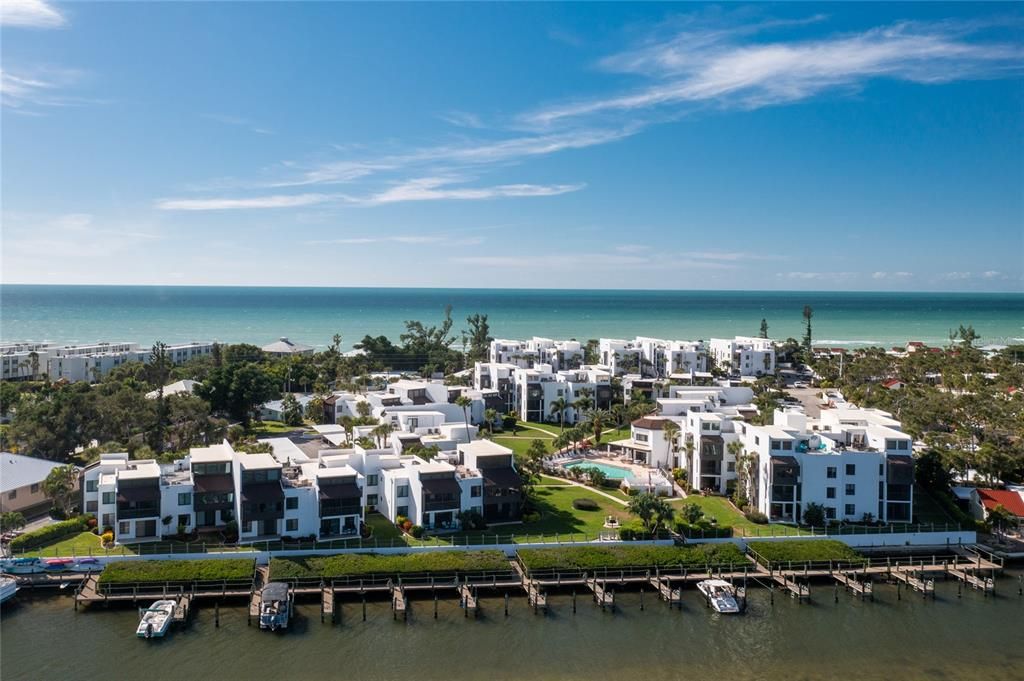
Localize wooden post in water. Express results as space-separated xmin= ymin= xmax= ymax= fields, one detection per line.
xmin=505 ymin=592 xmax=509 ymax=617
xmin=215 ymin=601 xmax=220 ymax=628
xmin=640 ymin=584 xmax=645 ymax=611
xmin=573 ymin=590 xmax=577 ymax=614
xmin=362 ymin=595 xmax=367 ymax=621
xmin=435 ymin=591 xmax=439 ymax=619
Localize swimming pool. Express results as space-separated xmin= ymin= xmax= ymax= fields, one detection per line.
xmin=563 ymin=460 xmax=632 ymax=479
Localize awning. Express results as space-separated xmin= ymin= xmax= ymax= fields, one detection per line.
xmin=482 ymin=467 xmax=522 ymax=489
xmin=770 ymin=456 xmax=799 ymax=466
xmin=116 ymin=485 xmax=160 ymax=503
xmin=319 ymin=482 xmax=362 ymax=500
xmin=421 ymin=476 xmax=462 ymax=496
xmin=242 ymin=482 xmax=284 ymax=503
xmin=194 ymin=474 xmax=234 ymax=493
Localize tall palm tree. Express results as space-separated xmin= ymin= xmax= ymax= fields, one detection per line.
xmin=484 ymin=407 xmax=498 ymax=435
xmin=549 ymin=397 xmax=570 ymax=431
xmin=455 ymin=394 xmax=473 ymax=443
xmin=588 ymin=409 xmax=611 ymax=445
xmin=337 ymin=415 xmax=355 ymax=445
xmin=662 ymin=420 xmax=681 ymax=469
xmin=574 ymin=395 xmax=594 ymax=416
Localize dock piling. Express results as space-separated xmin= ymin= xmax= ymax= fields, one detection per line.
xmin=505 ymin=592 xmax=509 ymax=617
xmin=215 ymin=601 xmax=220 ymax=628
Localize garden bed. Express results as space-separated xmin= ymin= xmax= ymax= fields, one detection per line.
xmin=270 ymin=550 xmax=510 ymax=578
xmin=747 ymin=539 xmax=864 ymax=564
xmin=517 ymin=544 xmax=746 ymax=572
xmin=98 ymin=558 xmax=254 ymax=584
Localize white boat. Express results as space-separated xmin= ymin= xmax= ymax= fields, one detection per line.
xmin=697 ymin=579 xmax=741 ymax=614
xmin=136 ymin=600 xmax=175 ymax=638
xmin=1 ymin=558 xmax=43 ymax=574
xmin=259 ymin=582 xmax=291 ymax=631
xmin=0 ymin=577 xmax=19 ymax=604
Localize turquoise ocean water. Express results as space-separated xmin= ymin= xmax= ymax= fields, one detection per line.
xmin=0 ymin=285 xmax=1021 ymax=350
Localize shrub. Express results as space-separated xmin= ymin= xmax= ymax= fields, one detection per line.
xmin=86 ymin=517 xmax=98 ymax=529
xmin=802 ymin=502 xmax=826 ymax=528
xmin=9 ymin=517 xmax=88 ymax=551
xmin=458 ymin=509 xmax=488 ymax=531
xmin=744 ymin=510 xmax=769 ymax=524
xmin=674 ymin=521 xmax=733 ymax=538
xmin=521 ymin=511 xmax=540 ymax=523
xmin=410 ymin=525 xmax=425 ymax=539
xmin=99 ymin=559 xmax=254 ymax=585
xmin=572 ymin=498 xmax=600 ymax=511
xmin=395 ymin=515 xmax=408 ymax=527
xmin=518 ymin=544 xmax=746 ymax=572
xmin=617 ymin=520 xmax=648 ymax=540
xmin=269 ymin=550 xmax=509 ymax=578
xmin=176 ymin=523 xmax=188 ymax=536
xmin=101 ymin=531 xmax=114 ymax=546
xmin=747 ymin=540 xmax=863 ymax=564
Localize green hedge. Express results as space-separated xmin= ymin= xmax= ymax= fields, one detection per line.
xmin=517 ymin=544 xmax=746 ymax=571
xmin=747 ymin=539 xmax=863 ymax=564
xmin=99 ymin=559 xmax=254 ymax=584
xmin=270 ymin=550 xmax=510 ymax=578
xmin=675 ymin=521 xmax=734 ymax=539
xmin=9 ymin=517 xmax=88 ymax=551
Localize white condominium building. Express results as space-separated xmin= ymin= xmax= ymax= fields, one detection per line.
xmin=489 ymin=338 xmax=584 ymax=371
xmin=0 ymin=341 xmax=54 ymax=381
xmin=48 ymin=342 xmax=148 ymax=382
xmin=513 ymin=365 xmax=613 ymax=424
xmin=709 ymin=336 xmax=776 ymax=377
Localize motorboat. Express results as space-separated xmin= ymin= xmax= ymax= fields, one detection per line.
xmin=136 ymin=600 xmax=175 ymax=638
xmin=1 ymin=558 xmax=42 ymax=575
xmin=259 ymin=582 xmax=291 ymax=631
xmin=43 ymin=558 xmax=75 ymax=573
xmin=697 ymin=579 xmax=741 ymax=614
xmin=0 ymin=577 xmax=19 ymax=604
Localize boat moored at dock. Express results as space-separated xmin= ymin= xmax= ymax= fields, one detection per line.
xmin=259 ymin=582 xmax=291 ymax=631
xmin=43 ymin=558 xmax=76 ymax=573
xmin=1 ymin=558 xmax=43 ymax=575
xmin=697 ymin=579 xmax=741 ymax=614
xmin=0 ymin=577 xmax=19 ymax=604
xmin=136 ymin=600 xmax=175 ymax=639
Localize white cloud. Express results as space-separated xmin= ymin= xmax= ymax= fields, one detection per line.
xmin=525 ymin=19 xmax=1024 ymax=126
xmin=1 ymin=0 xmax=66 ymax=28
xmin=155 ymin=193 xmax=333 ymax=211
xmin=872 ymin=271 xmax=913 ymax=279
xmin=940 ymin=271 xmax=974 ymax=280
xmin=303 ymin=235 xmax=446 ymax=246
xmin=981 ymin=270 xmax=1003 ymax=279
xmin=0 ymin=66 xmax=97 ymax=111
xmin=354 ymin=177 xmax=585 ymax=206
xmin=438 ymin=111 xmax=485 ymax=129
xmin=451 ymin=252 xmax=736 ymax=270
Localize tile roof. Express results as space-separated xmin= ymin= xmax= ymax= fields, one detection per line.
xmin=977 ymin=489 xmax=1024 ymax=517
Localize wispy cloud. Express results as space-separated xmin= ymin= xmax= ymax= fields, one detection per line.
xmin=156 ymin=178 xmax=583 ymax=211
xmin=201 ymin=113 xmax=274 ymax=135
xmin=0 ymin=67 xmax=93 ymax=111
xmin=303 ymin=235 xmax=447 ymax=246
xmin=524 ymin=18 xmax=1024 ymax=126
xmin=871 ymin=271 xmax=913 ymax=280
xmin=1 ymin=0 xmax=66 ymax=28
xmin=437 ymin=110 xmax=485 ymax=129
xmin=155 ymin=193 xmax=333 ymax=211
xmin=451 ymin=251 xmax=738 ymax=270
xmin=353 ymin=177 xmax=584 ymax=206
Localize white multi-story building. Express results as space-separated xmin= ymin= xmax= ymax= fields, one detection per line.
xmin=47 ymin=342 xmax=148 ymax=382
xmin=709 ymin=336 xmax=776 ymax=377
xmin=489 ymin=338 xmax=584 ymax=371
xmin=513 ymin=365 xmax=613 ymax=424
xmin=0 ymin=341 xmax=54 ymax=381
xmin=165 ymin=341 xmax=216 ymax=365
xmin=738 ymin=407 xmax=913 ymax=525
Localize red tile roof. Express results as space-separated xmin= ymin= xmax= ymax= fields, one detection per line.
xmin=977 ymin=489 xmax=1024 ymax=517
xmin=882 ymin=379 xmax=902 ymax=388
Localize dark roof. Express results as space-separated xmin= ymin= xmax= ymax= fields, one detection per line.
xmin=770 ymin=456 xmax=800 ymax=466
xmin=631 ymin=417 xmax=667 ymax=430
xmin=242 ymin=482 xmax=284 ymax=503
xmin=116 ymin=485 xmax=160 ymax=503
xmin=483 ymin=467 xmax=522 ymax=489
xmin=194 ymin=474 xmax=234 ymax=493
xmin=421 ymin=476 xmax=462 ymax=497
xmin=319 ymin=482 xmax=362 ymax=500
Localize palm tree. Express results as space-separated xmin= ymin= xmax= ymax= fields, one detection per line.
xmin=574 ymin=395 xmax=594 ymax=416
xmin=549 ymin=397 xmax=570 ymax=431
xmin=588 ymin=409 xmax=611 ymax=445
xmin=627 ymin=493 xmax=675 ymax=536
xmin=337 ymin=415 xmax=355 ymax=445
xmin=484 ymin=407 xmax=498 ymax=435
xmin=371 ymin=422 xmax=393 ymax=448
xmin=610 ymin=403 xmax=628 ymax=429
xmin=662 ymin=420 xmax=681 ymax=469
xmin=455 ymin=394 xmax=473 ymax=443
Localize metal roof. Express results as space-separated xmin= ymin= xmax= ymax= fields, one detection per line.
xmin=1 ymin=453 xmax=76 ymax=494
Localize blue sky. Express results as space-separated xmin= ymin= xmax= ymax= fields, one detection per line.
xmin=2 ymin=1 xmax=1022 ymax=291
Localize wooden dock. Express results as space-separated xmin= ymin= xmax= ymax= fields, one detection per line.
xmin=586 ymin=578 xmax=615 ymax=610
xmin=649 ymin=576 xmax=683 ymax=608
xmin=949 ymin=569 xmax=995 ymax=593
xmin=172 ymin=595 xmax=192 ymax=623
xmin=321 ymin=586 xmax=335 ymax=622
xmin=526 ymin=581 xmax=547 ymax=613
xmin=892 ymin=570 xmax=935 ymax=597
xmin=771 ymin=573 xmax=810 ymax=602
xmin=458 ymin=584 xmax=478 ymax=618
xmin=833 ymin=573 xmax=873 ymax=600
xmin=391 ymin=584 xmax=408 ymax=620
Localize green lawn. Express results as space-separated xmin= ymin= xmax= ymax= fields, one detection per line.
xmin=670 ymin=495 xmax=810 ymax=537
xmin=492 ymin=435 xmax=552 ymax=458
xmin=19 ymin=531 xmax=112 ymax=558
xmin=248 ymin=420 xmax=309 ymax=437
xmin=521 ymin=421 xmax=562 ymax=437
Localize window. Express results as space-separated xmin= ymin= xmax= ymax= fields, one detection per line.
xmin=845 ymin=504 xmax=856 ymax=516
xmin=397 ymin=505 xmax=408 ymax=518
xmin=177 ymin=492 xmax=192 ymax=506
xmin=826 ymin=467 xmax=837 ymax=479
xmin=31 ymin=483 xmax=40 ymax=494
xmin=366 ymin=494 xmax=378 ymax=507
xmin=86 ymin=479 xmax=97 ymax=492
xmin=471 ymin=485 xmax=482 ymax=498
xmin=825 ymin=507 xmax=837 ymax=520
xmin=242 ymin=521 xmax=252 ymax=533
xmin=286 ymin=497 xmax=298 ymax=510
xmin=102 ymin=491 xmax=115 ymax=504
xmin=86 ymin=501 xmax=98 ymax=512
xmin=754 ymin=436 xmax=760 ymax=446
xmin=879 ymin=464 xmax=884 ymax=476
xmin=397 ymin=485 xmax=409 ymax=499
xmin=727 ymin=462 xmax=735 ymax=472
xmin=826 ymin=487 xmax=836 ymax=499
xmin=118 ymin=521 xmax=131 ymax=535
xmin=845 ymin=464 xmax=856 ymax=475
xmin=7 ymin=490 xmax=16 ymax=500
xmin=177 ymin=514 xmax=190 ymax=527
xmin=898 ymin=440 xmax=909 ymax=451
xmin=367 ymin=474 xmax=379 ymax=487
xmin=286 ymin=519 xmax=298 ymax=532
xmin=770 ymin=440 xmax=780 ymax=450
xmin=634 ymin=433 xmax=648 ymax=443
xmin=845 ymin=484 xmax=856 ymax=496
xmin=781 ymin=441 xmax=792 ymax=451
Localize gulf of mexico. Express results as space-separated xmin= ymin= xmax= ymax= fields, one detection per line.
xmin=0 ymin=285 xmax=1021 ymax=350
